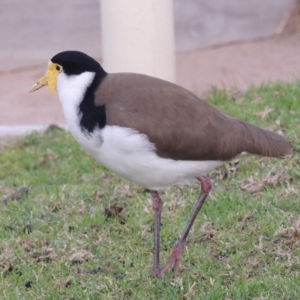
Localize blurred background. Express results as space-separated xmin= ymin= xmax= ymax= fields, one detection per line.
xmin=0 ymin=0 xmax=300 ymax=136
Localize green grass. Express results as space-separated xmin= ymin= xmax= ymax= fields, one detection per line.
xmin=1 ymin=80 xmax=300 ymax=299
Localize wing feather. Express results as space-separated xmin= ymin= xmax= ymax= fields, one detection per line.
xmin=94 ymin=73 xmax=291 ymax=161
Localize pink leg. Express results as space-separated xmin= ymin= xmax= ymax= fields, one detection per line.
xmin=150 ymin=191 xmax=163 ymax=276
xmin=150 ymin=177 xmax=211 ymax=278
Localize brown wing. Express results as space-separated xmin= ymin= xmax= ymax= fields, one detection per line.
xmin=95 ymin=73 xmax=291 ymax=161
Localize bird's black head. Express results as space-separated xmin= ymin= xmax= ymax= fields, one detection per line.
xmin=51 ymin=51 xmax=106 ymax=76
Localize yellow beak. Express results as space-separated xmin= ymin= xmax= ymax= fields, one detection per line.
xmin=30 ymin=61 xmax=59 ymax=94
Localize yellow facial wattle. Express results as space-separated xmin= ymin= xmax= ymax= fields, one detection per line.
xmin=30 ymin=61 xmax=63 ymax=94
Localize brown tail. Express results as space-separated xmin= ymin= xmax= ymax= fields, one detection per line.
xmin=240 ymin=121 xmax=292 ymax=158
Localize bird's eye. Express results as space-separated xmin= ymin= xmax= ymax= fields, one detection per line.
xmin=56 ymin=66 xmax=61 ymax=71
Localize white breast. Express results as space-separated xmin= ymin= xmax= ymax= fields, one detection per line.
xmin=56 ymin=71 xmax=223 ymax=190
xmin=56 ymin=71 xmax=96 ymax=147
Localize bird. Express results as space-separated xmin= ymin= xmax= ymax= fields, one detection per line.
xmin=30 ymin=51 xmax=292 ymax=278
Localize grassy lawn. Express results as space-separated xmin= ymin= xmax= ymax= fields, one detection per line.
xmin=1 ymin=81 xmax=299 ymax=299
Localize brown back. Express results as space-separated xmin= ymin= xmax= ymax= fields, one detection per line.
xmin=95 ymin=73 xmax=292 ymax=161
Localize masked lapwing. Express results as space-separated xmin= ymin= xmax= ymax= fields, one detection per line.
xmin=30 ymin=51 xmax=292 ymax=277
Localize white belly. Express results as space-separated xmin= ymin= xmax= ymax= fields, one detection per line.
xmin=68 ymin=125 xmax=223 ymax=190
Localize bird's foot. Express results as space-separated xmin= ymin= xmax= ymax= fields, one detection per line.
xmin=153 ymin=240 xmax=185 ymax=278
